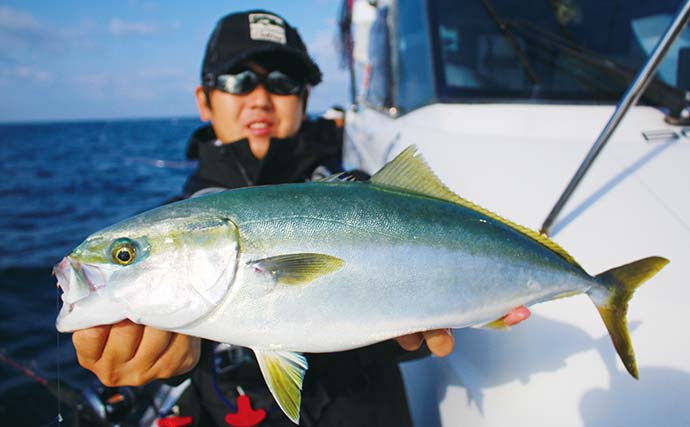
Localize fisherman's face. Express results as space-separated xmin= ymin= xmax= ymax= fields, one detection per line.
xmin=195 ymin=62 xmax=305 ymax=160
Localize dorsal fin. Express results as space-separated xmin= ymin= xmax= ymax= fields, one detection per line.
xmin=371 ymin=146 xmax=581 ymax=267
xmin=315 ymin=172 xmax=355 ymax=183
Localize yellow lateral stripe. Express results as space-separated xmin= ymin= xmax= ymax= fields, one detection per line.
xmin=450 ymin=194 xmax=581 ymax=267
xmin=371 ymin=146 xmax=581 ymax=267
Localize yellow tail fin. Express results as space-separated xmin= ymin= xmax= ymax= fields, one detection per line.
xmin=589 ymin=256 xmax=669 ymax=379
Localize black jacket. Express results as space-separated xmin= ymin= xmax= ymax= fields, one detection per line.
xmin=173 ymin=120 xmax=422 ymax=427
xmin=182 ymin=119 xmax=343 ymax=195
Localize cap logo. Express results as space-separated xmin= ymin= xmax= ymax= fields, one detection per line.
xmin=248 ymin=13 xmax=287 ymax=44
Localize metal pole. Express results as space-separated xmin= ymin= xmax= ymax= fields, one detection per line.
xmin=348 ymin=35 xmax=358 ymax=106
xmin=539 ymin=0 xmax=690 ymax=236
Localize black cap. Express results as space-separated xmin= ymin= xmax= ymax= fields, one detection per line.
xmin=201 ymin=10 xmax=322 ymax=87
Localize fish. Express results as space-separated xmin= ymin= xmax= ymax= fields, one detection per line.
xmin=54 ymin=146 xmax=669 ymax=424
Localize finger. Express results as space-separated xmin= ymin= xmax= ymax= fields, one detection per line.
xmin=423 ymin=329 xmax=454 ymax=357
xmin=132 ymin=326 xmax=174 ymax=371
xmin=395 ymin=333 xmax=424 ymax=351
xmin=72 ymin=324 xmax=111 ymax=366
xmin=151 ymin=334 xmax=201 ymax=379
xmin=99 ymin=320 xmax=145 ymax=365
xmin=503 ymin=306 xmax=531 ymax=326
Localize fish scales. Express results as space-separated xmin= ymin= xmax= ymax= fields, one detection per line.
xmin=174 ymin=181 xmax=591 ymax=352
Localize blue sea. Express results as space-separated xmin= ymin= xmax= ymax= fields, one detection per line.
xmin=0 ymin=118 xmax=202 ymax=425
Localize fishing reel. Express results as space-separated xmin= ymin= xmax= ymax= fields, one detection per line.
xmin=77 ymin=384 xmax=137 ymax=426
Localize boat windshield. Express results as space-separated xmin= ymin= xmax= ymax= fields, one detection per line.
xmin=427 ymin=0 xmax=689 ymax=109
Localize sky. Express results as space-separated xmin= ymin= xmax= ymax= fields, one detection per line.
xmin=0 ymin=1 xmax=349 ymax=122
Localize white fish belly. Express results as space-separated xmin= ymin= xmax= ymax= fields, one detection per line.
xmin=183 ymin=241 xmax=591 ymax=352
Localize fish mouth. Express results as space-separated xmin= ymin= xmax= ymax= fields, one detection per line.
xmin=54 ymin=256 xmax=124 ymax=332
xmin=53 ymin=257 xmax=72 ymax=292
xmin=54 ymin=256 xmax=106 ymax=305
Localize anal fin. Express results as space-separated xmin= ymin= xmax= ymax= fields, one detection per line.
xmin=480 ymin=317 xmax=512 ymax=330
xmin=253 ymin=349 xmax=308 ymax=424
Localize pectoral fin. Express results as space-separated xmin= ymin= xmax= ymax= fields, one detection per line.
xmin=249 ymin=253 xmax=345 ymax=285
xmin=253 ymin=349 xmax=308 ymax=424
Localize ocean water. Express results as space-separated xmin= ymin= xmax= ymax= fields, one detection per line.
xmin=0 ymin=118 xmax=201 ymax=425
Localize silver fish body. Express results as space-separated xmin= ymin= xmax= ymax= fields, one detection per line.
xmin=54 ymin=147 xmax=668 ymax=423
xmin=172 ymin=181 xmax=591 ymax=352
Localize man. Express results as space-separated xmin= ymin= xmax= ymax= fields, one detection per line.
xmin=72 ymin=10 xmax=530 ymax=426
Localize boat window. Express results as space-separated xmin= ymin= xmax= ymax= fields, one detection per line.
xmin=426 ymin=0 xmax=688 ymax=112
xmin=365 ymin=6 xmax=393 ymax=109
xmin=396 ymin=0 xmax=436 ymax=112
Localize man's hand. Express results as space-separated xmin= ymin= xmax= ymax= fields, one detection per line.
xmin=396 ymin=306 xmax=531 ymax=357
xmin=72 ymin=320 xmax=201 ymax=387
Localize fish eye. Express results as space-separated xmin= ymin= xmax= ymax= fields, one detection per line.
xmin=110 ymin=239 xmax=137 ymax=266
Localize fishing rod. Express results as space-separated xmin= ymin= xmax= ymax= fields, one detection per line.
xmin=539 ymin=0 xmax=690 ymax=236
xmin=0 ymin=351 xmax=166 ymax=427
xmin=1 ymin=351 xmax=94 ymax=425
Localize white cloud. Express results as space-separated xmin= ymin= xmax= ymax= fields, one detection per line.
xmin=0 ymin=65 xmax=52 ymax=83
xmin=310 ymin=31 xmax=348 ymax=74
xmin=0 ymin=7 xmax=171 ymax=54
xmin=137 ymin=68 xmax=185 ymax=79
xmin=76 ymin=71 xmax=157 ymax=101
xmin=0 ymin=6 xmax=98 ymax=53
xmin=63 ymin=20 xmax=99 ymax=48
xmin=127 ymin=0 xmax=158 ymax=12
xmin=0 ymin=6 xmax=50 ymax=48
xmin=0 ymin=6 xmax=42 ymax=31
xmin=74 ymin=68 xmax=196 ymax=102
xmin=309 ymin=31 xmax=348 ymax=82
xmin=309 ymin=30 xmax=336 ymax=57
xmin=109 ymin=18 xmax=157 ymax=36
xmin=307 ymin=30 xmax=350 ymax=111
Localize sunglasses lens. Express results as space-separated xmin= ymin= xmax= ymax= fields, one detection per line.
xmin=265 ymin=71 xmax=302 ymax=95
xmin=216 ymin=70 xmax=303 ymax=95
xmin=218 ymin=71 xmax=259 ymax=95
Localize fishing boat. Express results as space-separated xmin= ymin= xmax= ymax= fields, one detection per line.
xmin=337 ymin=0 xmax=690 ymax=425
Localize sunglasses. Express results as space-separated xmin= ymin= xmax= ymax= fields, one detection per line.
xmin=215 ymin=70 xmax=305 ymax=96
